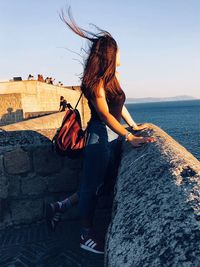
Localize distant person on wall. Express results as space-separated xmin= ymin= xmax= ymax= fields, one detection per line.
xmin=50 ymin=77 xmax=55 ymax=84
xmin=59 ymin=96 xmax=72 ymax=111
xmin=46 ymin=8 xmax=156 ymax=255
xmin=57 ymin=81 xmax=63 ymax=87
xmin=37 ymin=74 xmax=44 ymax=82
xmin=27 ymin=74 xmax=34 ymax=80
xmin=45 ymin=77 xmax=50 ymax=84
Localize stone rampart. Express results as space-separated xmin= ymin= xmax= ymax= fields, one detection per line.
xmin=0 ymin=93 xmax=23 ymax=125
xmin=0 ymin=129 xmax=82 ymax=229
xmin=0 ymin=128 xmax=110 ymax=231
xmin=1 ymin=112 xmax=74 ymax=132
xmin=105 ymin=124 xmax=200 ymax=267
xmin=0 ymin=81 xmax=90 ymax=126
xmin=1 ymin=123 xmax=200 ymax=266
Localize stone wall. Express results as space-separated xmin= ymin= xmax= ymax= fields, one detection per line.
xmin=0 ymin=128 xmax=111 ymax=231
xmin=1 ymin=122 xmax=200 ymax=266
xmin=0 ymin=81 xmax=91 ymax=126
xmin=105 ymin=124 xmax=200 ymax=267
xmin=1 ymin=112 xmax=82 ymax=132
xmin=0 ymin=129 xmax=81 ymax=229
xmin=0 ymin=93 xmax=23 ymax=125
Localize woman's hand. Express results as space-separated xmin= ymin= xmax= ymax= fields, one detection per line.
xmin=127 ymin=134 xmax=156 ymax=148
xmin=132 ymin=123 xmax=148 ymax=131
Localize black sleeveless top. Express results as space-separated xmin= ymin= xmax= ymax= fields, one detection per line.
xmin=88 ymin=89 xmax=126 ymax=122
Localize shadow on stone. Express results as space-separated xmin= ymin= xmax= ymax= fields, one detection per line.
xmin=0 ymin=107 xmax=23 ymax=126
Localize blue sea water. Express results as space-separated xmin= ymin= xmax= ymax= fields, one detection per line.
xmin=126 ymin=100 xmax=200 ymax=160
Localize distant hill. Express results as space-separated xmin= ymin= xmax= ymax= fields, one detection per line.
xmin=126 ymin=95 xmax=197 ymax=104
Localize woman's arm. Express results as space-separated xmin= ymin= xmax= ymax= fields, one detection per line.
xmin=121 ymin=105 xmax=148 ymax=131
xmin=90 ymin=85 xmax=153 ymax=146
xmin=91 ymin=87 xmax=128 ymax=137
xmin=121 ymin=105 xmax=138 ymax=129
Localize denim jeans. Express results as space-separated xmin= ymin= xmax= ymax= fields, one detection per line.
xmin=78 ymin=119 xmax=122 ymax=222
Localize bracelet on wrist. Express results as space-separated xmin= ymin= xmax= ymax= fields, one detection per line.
xmin=124 ymin=131 xmax=132 ymax=142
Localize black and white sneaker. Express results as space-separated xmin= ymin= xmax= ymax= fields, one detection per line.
xmin=80 ymin=233 xmax=104 ymax=254
xmin=46 ymin=203 xmax=62 ymax=232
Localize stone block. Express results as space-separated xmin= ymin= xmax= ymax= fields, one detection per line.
xmin=33 ymin=147 xmax=62 ymax=175
xmin=0 ymin=209 xmax=12 ymax=230
xmin=4 ymin=148 xmax=31 ymax=174
xmin=47 ymin=170 xmax=78 ymax=193
xmin=10 ymin=199 xmax=43 ymax=223
xmin=7 ymin=176 xmax=20 ymax=197
xmin=21 ymin=175 xmax=47 ymax=195
xmin=0 ymin=156 xmax=8 ymax=198
xmin=0 ymin=155 xmax=4 ymax=175
xmin=0 ymin=182 xmax=8 ymax=201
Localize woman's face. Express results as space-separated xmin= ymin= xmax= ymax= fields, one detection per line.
xmin=116 ymin=49 xmax=120 ymax=67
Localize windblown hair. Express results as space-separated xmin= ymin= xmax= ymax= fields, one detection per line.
xmin=60 ymin=8 xmax=123 ymax=100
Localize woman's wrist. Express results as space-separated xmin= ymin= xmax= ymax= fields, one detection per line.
xmin=124 ymin=131 xmax=134 ymax=142
xmin=129 ymin=122 xmax=138 ymax=130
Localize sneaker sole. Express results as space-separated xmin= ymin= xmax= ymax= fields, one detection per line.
xmin=80 ymin=244 xmax=104 ymax=254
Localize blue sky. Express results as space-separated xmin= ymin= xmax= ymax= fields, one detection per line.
xmin=0 ymin=0 xmax=199 ymax=98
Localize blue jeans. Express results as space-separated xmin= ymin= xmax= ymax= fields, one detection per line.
xmin=78 ymin=119 xmax=122 ymax=222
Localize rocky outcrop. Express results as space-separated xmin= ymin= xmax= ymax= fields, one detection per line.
xmin=105 ymin=124 xmax=200 ymax=267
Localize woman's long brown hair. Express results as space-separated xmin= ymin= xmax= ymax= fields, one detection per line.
xmin=60 ymin=7 xmax=123 ymax=100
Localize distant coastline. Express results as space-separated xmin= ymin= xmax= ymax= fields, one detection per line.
xmin=126 ymin=95 xmax=198 ymax=104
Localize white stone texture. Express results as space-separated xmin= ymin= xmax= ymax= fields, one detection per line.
xmin=105 ymin=124 xmax=200 ymax=267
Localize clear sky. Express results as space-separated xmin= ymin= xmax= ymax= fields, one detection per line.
xmin=0 ymin=0 xmax=199 ymax=98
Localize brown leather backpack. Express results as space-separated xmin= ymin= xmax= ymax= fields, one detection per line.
xmin=53 ymin=93 xmax=86 ymax=157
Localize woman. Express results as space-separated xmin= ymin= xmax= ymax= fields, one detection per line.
xmin=46 ymin=9 xmax=155 ymax=254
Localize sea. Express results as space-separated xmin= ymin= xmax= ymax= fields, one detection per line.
xmin=126 ymin=100 xmax=200 ymax=161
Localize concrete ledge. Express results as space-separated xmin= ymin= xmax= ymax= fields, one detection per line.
xmin=105 ymin=124 xmax=200 ymax=267
xmin=0 ymin=81 xmax=91 ymax=127
xmin=1 ymin=112 xmax=65 ymax=131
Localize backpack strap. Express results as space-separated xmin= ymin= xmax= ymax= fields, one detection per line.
xmin=74 ymin=92 xmax=83 ymax=109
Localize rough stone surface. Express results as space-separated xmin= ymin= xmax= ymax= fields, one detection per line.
xmin=21 ymin=174 xmax=47 ymax=195
xmin=33 ymin=146 xmax=62 ymax=175
xmin=105 ymin=124 xmax=200 ymax=267
xmin=0 ymin=155 xmax=8 ymax=198
xmin=1 ymin=122 xmax=200 ymax=266
xmin=0 ymin=129 xmax=84 ymax=229
xmin=0 ymin=175 xmax=8 ymax=199
xmin=47 ymin=171 xmax=78 ymax=193
xmin=11 ymin=199 xmax=43 ymax=223
xmin=3 ymin=147 xmax=31 ymax=174
xmin=7 ymin=176 xmax=20 ymax=197
xmin=0 ymin=207 xmax=11 ymax=227
xmin=0 ymin=129 xmax=54 ymax=149
xmin=0 ymin=155 xmax=3 ymax=175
